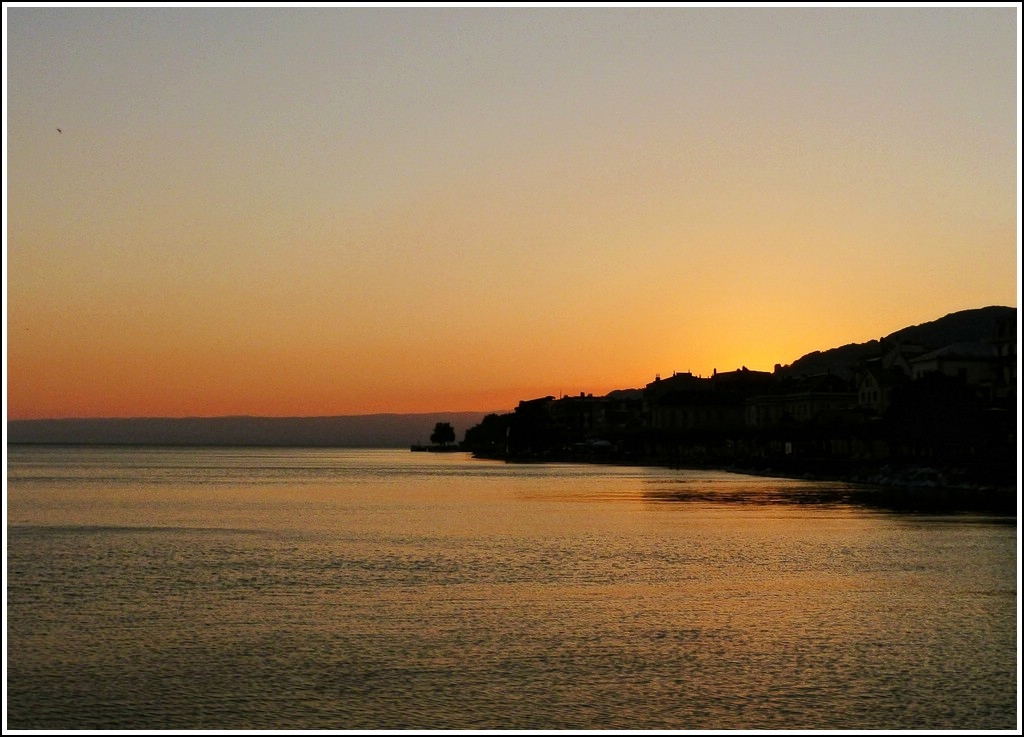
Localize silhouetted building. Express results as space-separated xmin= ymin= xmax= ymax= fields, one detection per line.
xmin=989 ymin=314 xmax=1017 ymax=402
xmin=879 ymin=341 xmax=929 ymax=376
xmin=745 ymin=373 xmax=857 ymax=428
xmin=710 ymin=366 xmax=775 ymax=395
xmin=855 ymin=364 xmax=906 ymax=417
xmin=909 ymin=342 xmax=998 ymax=401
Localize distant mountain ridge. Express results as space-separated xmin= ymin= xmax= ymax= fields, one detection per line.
xmin=775 ymin=305 xmax=1016 ymax=380
xmin=6 ymin=412 xmax=495 ymax=448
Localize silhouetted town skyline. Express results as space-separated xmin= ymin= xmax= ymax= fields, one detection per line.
xmin=461 ymin=306 xmax=1017 ymax=495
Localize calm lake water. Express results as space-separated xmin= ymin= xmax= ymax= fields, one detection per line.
xmin=5 ymin=446 xmax=1018 ymax=730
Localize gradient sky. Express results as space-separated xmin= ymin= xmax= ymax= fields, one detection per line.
xmin=4 ymin=5 xmax=1020 ymax=419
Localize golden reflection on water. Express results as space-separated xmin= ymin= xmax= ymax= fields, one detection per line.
xmin=5 ymin=447 xmax=1017 ymax=730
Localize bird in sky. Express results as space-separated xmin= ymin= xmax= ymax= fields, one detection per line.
xmin=57 ymin=128 xmax=62 ymax=134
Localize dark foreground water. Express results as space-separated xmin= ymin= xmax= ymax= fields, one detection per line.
xmin=5 ymin=446 xmax=1018 ymax=730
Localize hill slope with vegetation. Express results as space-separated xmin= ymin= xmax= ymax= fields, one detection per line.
xmin=775 ymin=306 xmax=1015 ymax=379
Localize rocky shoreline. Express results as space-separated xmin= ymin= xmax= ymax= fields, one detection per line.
xmin=724 ymin=460 xmax=1018 ymax=515
xmin=468 ymin=448 xmax=1019 ymax=515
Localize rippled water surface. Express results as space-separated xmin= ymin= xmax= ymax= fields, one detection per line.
xmin=5 ymin=446 xmax=1018 ymax=730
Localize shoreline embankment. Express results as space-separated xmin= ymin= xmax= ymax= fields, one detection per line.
xmin=467 ymin=448 xmax=1019 ymax=515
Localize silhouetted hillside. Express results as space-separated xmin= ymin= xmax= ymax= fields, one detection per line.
xmin=886 ymin=306 xmax=1016 ymax=346
xmin=776 ymin=306 xmax=1015 ymax=379
xmin=775 ymin=341 xmax=879 ymax=380
xmin=7 ymin=413 xmax=495 ymax=448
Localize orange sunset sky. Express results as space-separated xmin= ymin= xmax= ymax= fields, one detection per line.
xmin=4 ymin=5 xmax=1020 ymax=419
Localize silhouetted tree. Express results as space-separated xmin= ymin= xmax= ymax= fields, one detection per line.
xmin=430 ymin=422 xmax=456 ymax=447
xmin=463 ymin=413 xmax=511 ymax=453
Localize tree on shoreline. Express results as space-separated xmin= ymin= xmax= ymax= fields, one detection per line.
xmin=430 ymin=422 xmax=456 ymax=447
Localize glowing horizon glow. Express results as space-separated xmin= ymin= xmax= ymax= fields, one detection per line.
xmin=5 ymin=6 xmax=1019 ymax=419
